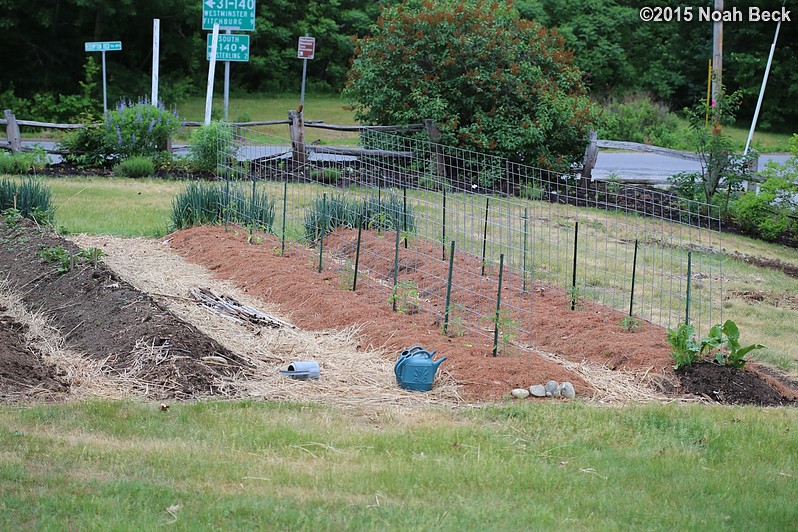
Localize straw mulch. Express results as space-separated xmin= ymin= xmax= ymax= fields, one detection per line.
xmin=69 ymin=235 xmax=464 ymax=407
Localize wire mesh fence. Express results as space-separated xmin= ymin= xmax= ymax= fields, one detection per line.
xmin=213 ymin=124 xmax=723 ymax=349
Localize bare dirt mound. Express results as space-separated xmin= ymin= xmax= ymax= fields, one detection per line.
xmin=0 ymin=219 xmax=252 ymax=399
xmin=677 ymin=363 xmax=796 ymax=406
xmin=0 ymin=305 xmax=67 ymax=400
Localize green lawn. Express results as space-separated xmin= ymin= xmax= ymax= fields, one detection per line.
xmin=0 ymin=400 xmax=796 ymax=530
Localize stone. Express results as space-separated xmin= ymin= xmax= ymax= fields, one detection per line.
xmin=529 ymin=384 xmax=546 ymax=397
xmin=559 ymin=382 xmax=576 ymax=399
xmin=544 ymin=380 xmax=560 ymax=397
xmin=511 ymin=388 xmax=530 ymax=399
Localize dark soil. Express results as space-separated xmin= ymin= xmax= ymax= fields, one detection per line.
xmin=0 ymin=219 xmax=253 ymax=400
xmin=677 ymin=363 xmax=796 ymax=406
xmin=0 ymin=305 xmax=68 ymax=401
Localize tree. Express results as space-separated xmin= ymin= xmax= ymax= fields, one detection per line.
xmin=343 ymin=0 xmax=601 ymax=171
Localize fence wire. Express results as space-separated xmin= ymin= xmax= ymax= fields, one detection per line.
xmin=216 ymin=125 xmax=723 ymax=347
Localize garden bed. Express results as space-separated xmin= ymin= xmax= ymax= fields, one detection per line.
xmin=1 ymin=219 xmax=796 ymax=406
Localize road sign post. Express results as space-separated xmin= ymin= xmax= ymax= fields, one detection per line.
xmin=297 ymin=35 xmax=315 ymax=111
xmin=202 ymin=0 xmax=256 ymax=31
xmin=84 ymin=41 xmax=122 ymax=115
xmin=202 ymin=0 xmax=255 ymax=122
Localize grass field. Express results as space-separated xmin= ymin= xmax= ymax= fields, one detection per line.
xmin=0 ymin=400 xmax=796 ymax=529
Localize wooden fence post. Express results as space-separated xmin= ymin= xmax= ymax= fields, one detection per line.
xmin=581 ymin=129 xmax=598 ymax=179
xmin=4 ymin=110 xmax=22 ymax=153
xmin=288 ymin=109 xmax=306 ymax=168
xmin=422 ymin=119 xmax=446 ymax=181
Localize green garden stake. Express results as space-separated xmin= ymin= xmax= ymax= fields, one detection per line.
xmin=492 ymin=253 xmax=505 ymax=357
xmin=481 ymin=196 xmax=489 ymax=276
xmin=249 ymin=177 xmax=256 ymax=243
xmin=522 ymin=207 xmax=528 ymax=293
xmin=571 ymin=221 xmax=579 ymax=311
xmin=281 ymin=174 xmax=287 ymax=254
xmin=403 ymin=187 xmax=408 ymax=249
xmin=630 ymin=239 xmax=639 ymax=317
xmin=685 ymin=251 xmax=692 ymax=325
xmin=443 ymin=240 xmax=456 ymax=335
xmin=353 ymin=213 xmax=363 ymax=291
xmin=318 ymin=193 xmax=326 ymax=273
xmin=442 ymin=187 xmax=447 ymax=261
xmin=392 ymin=217 xmax=401 ymax=312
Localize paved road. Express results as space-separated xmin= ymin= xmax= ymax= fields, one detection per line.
xmin=592 ymin=151 xmax=790 ymax=184
xmin=17 ymin=141 xmax=792 ymax=182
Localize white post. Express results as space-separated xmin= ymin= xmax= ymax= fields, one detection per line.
xmin=204 ymin=23 xmax=220 ymax=125
xmin=151 ymin=19 xmax=160 ymax=105
xmin=224 ymin=29 xmax=231 ymax=122
xmin=744 ymin=20 xmax=781 ymax=155
xmin=101 ymin=50 xmax=108 ymax=115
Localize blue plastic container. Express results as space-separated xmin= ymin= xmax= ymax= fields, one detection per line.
xmin=394 ymin=346 xmax=446 ymax=392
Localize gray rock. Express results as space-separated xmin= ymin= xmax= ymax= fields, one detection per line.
xmin=529 ymin=384 xmax=546 ymax=397
xmin=544 ymin=380 xmax=560 ymax=397
xmin=511 ymin=388 xmax=530 ymax=399
xmin=559 ymin=381 xmax=576 ymax=399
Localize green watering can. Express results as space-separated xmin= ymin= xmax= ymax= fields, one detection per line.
xmin=394 ymin=346 xmax=446 ymax=392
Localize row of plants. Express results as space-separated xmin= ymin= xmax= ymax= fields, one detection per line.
xmin=302 ymin=192 xmax=416 ymax=243
xmin=170 ymin=181 xmax=275 ymax=232
xmin=0 ymin=177 xmax=54 ymax=225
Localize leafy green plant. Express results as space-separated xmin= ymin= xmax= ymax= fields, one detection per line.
xmin=38 ymin=245 xmax=71 ymax=273
xmin=520 ymin=183 xmax=544 ymax=200
xmin=2 ymin=208 xmax=22 ymax=227
xmin=482 ymin=308 xmax=520 ymax=355
xmin=702 ymin=320 xmax=765 ymax=369
xmin=113 ymin=156 xmax=155 ymax=178
xmin=620 ymin=316 xmax=642 ymax=332
xmin=442 ymin=303 xmax=467 ymax=337
xmin=567 ymin=287 xmax=585 ymax=310
xmin=189 ymin=121 xmax=235 ymax=173
xmin=0 ymin=148 xmax=48 ymax=174
xmin=103 ymin=98 xmax=181 ymax=161
xmin=0 ymin=177 xmax=54 ymax=223
xmin=390 ymin=280 xmax=420 ymax=314
xmin=310 ymin=168 xmax=341 ymax=185
xmin=599 ymin=93 xmax=682 ymax=148
xmin=60 ymin=121 xmax=109 ymax=167
xmin=667 ymin=323 xmax=701 ymax=370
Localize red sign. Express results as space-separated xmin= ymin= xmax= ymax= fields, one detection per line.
xmin=297 ymin=36 xmax=316 ymax=59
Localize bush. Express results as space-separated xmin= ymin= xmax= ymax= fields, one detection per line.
xmin=0 ymin=148 xmax=48 ymax=174
xmin=0 ymin=177 xmax=54 ymax=224
xmin=730 ymin=139 xmax=798 ymax=241
xmin=113 ymin=156 xmax=155 ymax=178
xmin=60 ymin=120 xmax=110 ymax=167
xmin=599 ymin=93 xmax=682 ymax=148
xmin=310 ymin=168 xmax=341 ymax=185
xmin=171 ymin=181 xmax=274 ymax=232
xmin=103 ymin=98 xmax=181 ymax=161
xmin=189 ymin=122 xmax=235 ymax=173
xmin=343 ymin=0 xmax=601 ymax=171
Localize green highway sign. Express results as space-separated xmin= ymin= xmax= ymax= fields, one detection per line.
xmin=202 ymin=0 xmax=256 ymax=31
xmin=84 ymin=41 xmax=122 ymax=52
xmin=206 ymin=34 xmax=250 ymax=62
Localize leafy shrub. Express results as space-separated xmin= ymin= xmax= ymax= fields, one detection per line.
xmin=0 ymin=177 xmax=54 ymax=224
xmin=59 ymin=120 xmax=110 ymax=167
xmin=667 ymin=320 xmax=763 ymax=370
xmin=0 ymin=148 xmax=48 ymax=174
xmin=189 ymin=122 xmax=235 ymax=173
xmin=171 ymin=181 xmax=274 ymax=231
xmin=730 ymin=136 xmax=798 ymax=241
xmin=599 ymin=93 xmax=682 ymax=148
xmin=310 ymin=168 xmax=341 ymax=185
xmin=113 ymin=156 xmax=155 ymax=178
xmin=302 ymin=192 xmax=415 ymax=243
xmin=103 ymin=98 xmax=181 ymax=161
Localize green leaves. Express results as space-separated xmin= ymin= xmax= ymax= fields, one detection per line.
xmin=343 ymin=0 xmax=601 ymax=171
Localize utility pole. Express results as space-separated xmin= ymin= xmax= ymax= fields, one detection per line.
xmin=711 ymin=0 xmax=723 ymax=133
